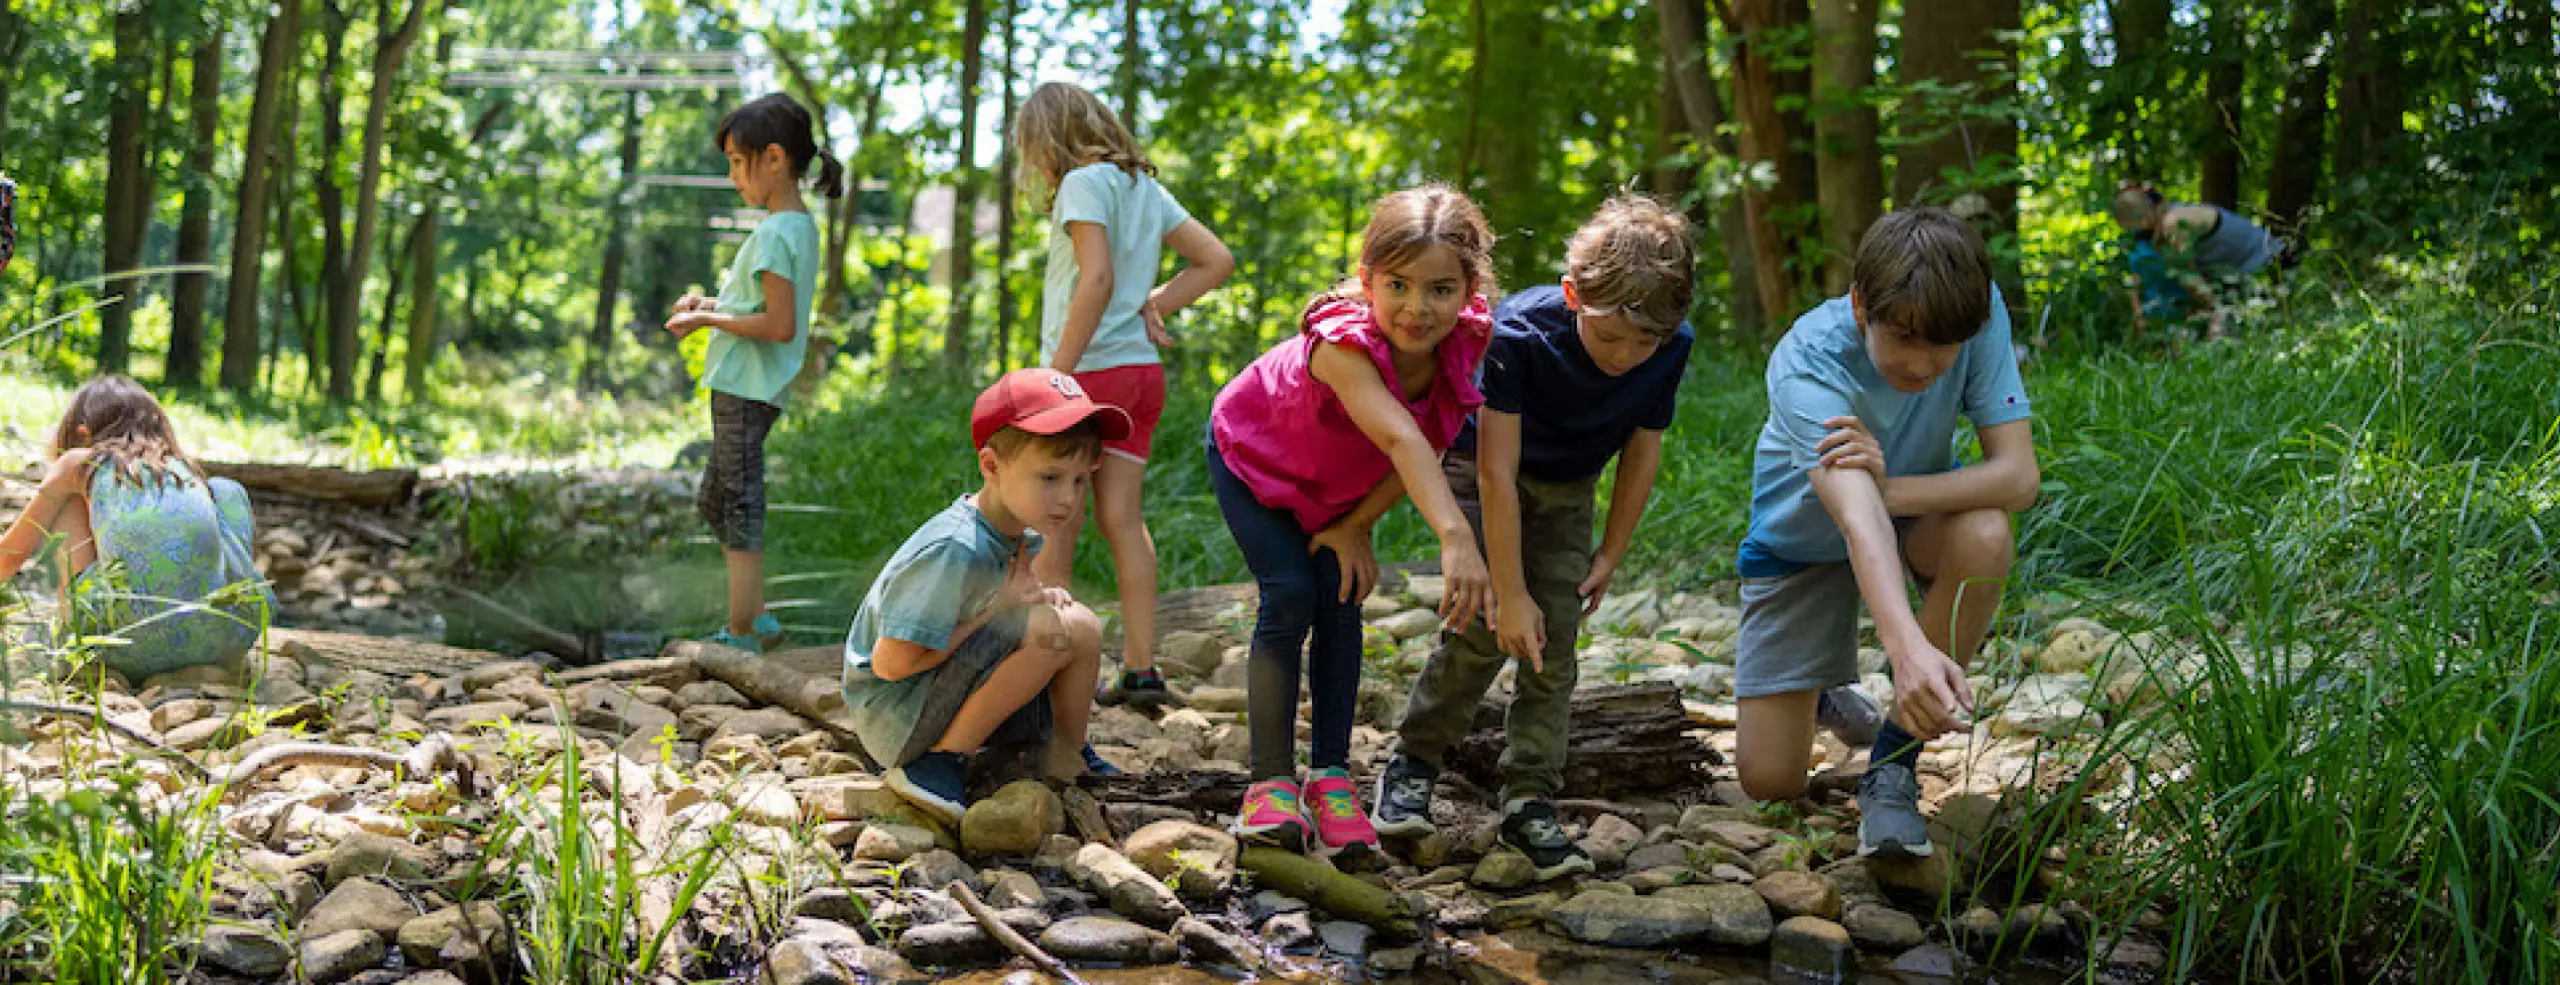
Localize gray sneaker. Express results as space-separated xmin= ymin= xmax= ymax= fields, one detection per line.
xmin=1371 ymin=754 xmax=1439 ymax=836
xmin=1818 ymin=684 xmax=1885 ymax=747
xmin=1856 ymin=762 xmax=1934 ymax=859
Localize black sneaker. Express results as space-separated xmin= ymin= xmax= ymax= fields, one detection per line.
xmin=1081 ymin=743 xmax=1125 ymax=777
xmin=1371 ymin=754 xmax=1439 ymax=836
xmin=1500 ymin=799 xmax=1595 ymax=880
xmin=1856 ymin=762 xmax=1935 ymax=859
xmin=886 ymin=750 xmax=968 ymax=827
xmin=1100 ymin=667 xmax=1179 ymax=710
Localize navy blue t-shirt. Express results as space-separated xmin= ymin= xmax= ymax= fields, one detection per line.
xmin=1456 ymin=285 xmax=1692 ymax=482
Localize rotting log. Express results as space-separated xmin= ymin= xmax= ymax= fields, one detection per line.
xmin=203 ymin=461 xmax=418 ymax=507
xmin=1448 ymin=682 xmax=1717 ymax=798
xmin=1238 ymin=846 xmax=1420 ymax=937
xmin=1084 ymin=769 xmax=1253 ymax=818
xmin=269 ymin=627 xmax=505 ymax=679
xmin=676 ymin=641 xmax=861 ymax=748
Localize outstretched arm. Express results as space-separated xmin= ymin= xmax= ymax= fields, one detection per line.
xmin=1309 ymin=341 xmax=1491 ymax=630
xmin=0 ymin=451 xmax=90 ymax=584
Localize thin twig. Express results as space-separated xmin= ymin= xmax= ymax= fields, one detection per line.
xmin=0 ymin=698 xmax=210 ymax=779
xmin=948 ymin=879 xmax=1089 ymax=985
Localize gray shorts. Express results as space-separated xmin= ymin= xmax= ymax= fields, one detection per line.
xmin=841 ymin=608 xmax=1050 ymax=770
xmin=1734 ymin=542 xmax=1925 ymax=699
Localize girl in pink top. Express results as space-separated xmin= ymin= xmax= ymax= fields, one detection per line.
xmin=1205 ymin=183 xmax=1497 ymax=859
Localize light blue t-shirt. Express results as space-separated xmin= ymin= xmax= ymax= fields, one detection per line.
xmin=1040 ymin=162 xmax=1191 ymax=373
xmin=702 ymin=210 xmax=820 ymax=406
xmin=1736 ymin=285 xmax=2032 ymax=576
xmin=842 ymin=496 xmax=1043 ymax=673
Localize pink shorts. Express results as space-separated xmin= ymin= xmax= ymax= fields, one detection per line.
xmin=1075 ymin=363 xmax=1166 ymax=463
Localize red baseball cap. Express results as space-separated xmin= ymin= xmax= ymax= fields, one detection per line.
xmin=970 ymin=368 xmax=1135 ymax=450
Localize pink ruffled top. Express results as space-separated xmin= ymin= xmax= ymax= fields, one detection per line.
xmin=1210 ymin=294 xmax=1493 ymax=532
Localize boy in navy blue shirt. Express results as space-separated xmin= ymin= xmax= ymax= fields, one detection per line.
xmin=1373 ymin=196 xmax=1695 ymax=879
xmin=1732 ymin=208 xmax=2039 ymax=860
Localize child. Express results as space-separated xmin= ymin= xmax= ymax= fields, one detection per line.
xmin=1014 ymin=82 xmax=1235 ymax=710
xmin=1731 ymin=208 xmax=2040 ymax=860
xmin=1207 ymin=183 xmax=1498 ymax=859
xmin=0 ymin=376 xmax=275 ymax=681
xmin=1371 ymin=195 xmax=1698 ymax=880
xmin=840 ymin=368 xmax=1129 ymax=824
xmin=2110 ymin=181 xmax=2278 ymax=339
xmin=665 ymin=93 xmax=843 ymax=653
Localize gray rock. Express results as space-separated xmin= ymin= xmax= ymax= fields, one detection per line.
xmin=396 ymin=902 xmax=508 ymax=970
xmin=325 ymin=832 xmax=440 ymax=886
xmin=1752 ymin=870 xmax=1843 ymax=920
xmin=299 ymin=929 xmax=388 ymax=984
xmin=1577 ymin=813 xmax=1644 ymax=869
xmin=1489 ymin=892 xmax=1563 ymax=930
xmin=1691 ymin=819 xmax=1777 ymax=854
xmin=896 ymin=921 xmax=1001 ymax=968
xmin=960 ymin=780 xmax=1062 ymax=856
xmin=1121 ymin=819 xmax=1239 ymax=896
xmin=423 ymin=700 xmax=529 ymax=731
xmin=903 ymin=850 xmax=975 ymax=894
xmin=199 ymin=922 xmax=292 ymax=976
xmin=675 ymin=680 xmax=751 ymax=709
xmin=762 ymin=938 xmax=848 ymax=985
xmin=1260 ymin=911 xmax=1316 ymax=951
xmin=1953 ymin=906 xmax=2005 ymax=951
xmin=1175 ymin=917 xmax=1260 ymax=969
xmin=1653 ymin=883 xmax=1774 ymax=946
xmin=2006 ymin=902 xmax=2071 ymax=946
xmin=1068 ymin=843 xmax=1187 ymax=926
xmin=1037 ymin=916 xmax=1178 ymax=964
xmin=1545 ymin=890 xmax=1713 ymax=948
xmin=1844 ymin=902 xmax=1926 ymax=950
xmin=303 ymin=878 xmax=420 ymax=939
xmin=570 ymin=681 xmax=679 ymax=737
xmin=461 ymin=660 xmax=544 ymax=693
xmin=1248 ymin=890 xmax=1308 ymax=921
xmin=1317 ymin=919 xmax=1371 ymax=957
xmin=1622 ymin=841 xmax=1692 ymax=873
xmin=1156 ymin=631 xmax=1227 ymax=679
xmin=790 ymin=888 xmax=868 ymax=926
xmin=1469 ymin=849 xmax=1538 ymax=890
xmin=714 ymin=707 xmax=814 ymax=743
xmin=982 ymin=869 xmax=1047 ymax=910
xmin=1372 ymin=946 xmax=1425 ymax=974
xmin=1892 ymin=942 xmax=1964 ymax=978
xmin=1375 ymin=609 xmax=1443 ymax=640
xmin=854 ymin=823 xmax=939 ymax=863
xmin=1769 ymin=915 xmax=1855 ymax=980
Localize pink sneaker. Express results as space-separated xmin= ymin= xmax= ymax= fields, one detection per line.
xmin=1233 ymin=778 xmax=1310 ymax=852
xmin=1302 ymin=767 xmax=1380 ymax=859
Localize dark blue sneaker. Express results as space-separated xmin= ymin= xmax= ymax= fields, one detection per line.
xmin=1082 ymin=744 xmax=1124 ymax=777
xmin=887 ymin=751 xmax=968 ymax=826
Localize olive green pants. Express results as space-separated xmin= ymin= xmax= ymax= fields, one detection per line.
xmin=1393 ymin=450 xmax=1596 ymax=804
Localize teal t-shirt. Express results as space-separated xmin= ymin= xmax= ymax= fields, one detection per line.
xmin=1040 ymin=162 xmax=1191 ymax=373
xmin=1736 ymin=285 xmax=2033 ymax=577
xmin=702 ymin=210 xmax=820 ymax=406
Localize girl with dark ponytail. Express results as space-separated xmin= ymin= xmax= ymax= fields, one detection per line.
xmin=663 ymin=91 xmax=839 ymax=652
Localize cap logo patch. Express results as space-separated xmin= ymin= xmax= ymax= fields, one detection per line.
xmin=1047 ymin=373 xmax=1087 ymax=400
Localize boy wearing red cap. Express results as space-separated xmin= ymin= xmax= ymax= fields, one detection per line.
xmin=842 ymin=368 xmax=1134 ymax=824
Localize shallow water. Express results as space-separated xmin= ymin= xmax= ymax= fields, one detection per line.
xmin=925 ymin=929 xmax=2083 ymax=985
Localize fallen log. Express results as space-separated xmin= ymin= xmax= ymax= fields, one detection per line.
xmin=446 ymin=587 xmax=595 ymax=662
xmin=676 ymin=641 xmax=862 ymax=748
xmin=1083 ymin=769 xmax=1253 ymax=817
xmin=1237 ymin=846 xmax=1419 ymax=937
xmin=1448 ymin=682 xmax=1718 ymax=798
xmin=269 ymin=628 xmax=506 ymax=679
xmin=203 ymin=461 xmax=418 ymax=507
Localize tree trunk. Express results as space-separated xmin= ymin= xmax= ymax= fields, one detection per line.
xmin=942 ymin=0 xmax=989 ymax=375
xmin=2264 ymin=0 xmax=2333 ymax=235
xmin=168 ymin=26 xmax=224 ymax=388
xmin=1117 ymin=0 xmax=1140 ymax=124
xmin=100 ymin=3 xmax=158 ymax=375
xmin=1460 ymin=0 xmax=1488 ymax=186
xmin=365 ymin=217 xmax=411 ymax=402
xmin=1654 ymin=0 xmax=1763 ymax=337
xmin=2107 ymin=0 xmax=2171 ymax=178
xmin=266 ymin=58 xmax=303 ymax=392
xmin=2197 ymin=0 xmax=2244 ymax=209
xmin=0 ymin=0 xmax=21 ymax=141
xmin=1811 ymin=0 xmax=1881 ymax=294
xmin=1652 ymin=69 xmax=1692 ymax=207
xmin=221 ymin=0 xmax=303 ymax=393
xmin=315 ymin=3 xmax=349 ymax=395
xmin=2330 ymin=0 xmax=2405 ymax=189
xmin=326 ymin=0 xmax=435 ymax=403
xmin=1729 ymin=0 xmax=1815 ymax=330
xmin=995 ymin=0 xmax=1020 ymax=369
xmin=1894 ymin=0 xmax=2022 ymax=223
xmin=586 ymin=88 xmax=641 ymax=394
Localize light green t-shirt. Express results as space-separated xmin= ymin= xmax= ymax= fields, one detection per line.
xmin=1040 ymin=163 xmax=1191 ymax=373
xmin=703 ymin=210 xmax=820 ymax=406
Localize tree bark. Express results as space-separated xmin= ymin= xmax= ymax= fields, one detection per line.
xmin=326 ymin=0 xmax=435 ymax=402
xmin=315 ymin=2 xmax=349 ymax=395
xmin=2264 ymin=0 xmax=2333 ymax=234
xmin=586 ymin=88 xmax=641 ymax=394
xmin=2107 ymin=0 xmax=2171 ymax=178
xmin=942 ymin=0 xmax=990 ymax=375
xmin=221 ymin=0 xmax=304 ymax=393
xmin=1652 ymin=69 xmax=1693 ymax=208
xmin=1894 ymin=0 xmax=2022 ymax=225
xmin=266 ymin=57 xmax=303 ymax=392
xmin=995 ymin=0 xmax=1020 ymax=369
xmin=1655 ymin=0 xmax=1763 ymax=337
xmin=365 ymin=217 xmax=412 ymax=402
xmin=0 ymin=0 xmax=22 ymax=141
xmin=1728 ymin=0 xmax=1815 ymax=330
xmin=168 ymin=25 xmax=224 ymax=388
xmin=100 ymin=3 xmax=158 ymax=375
xmin=401 ymin=209 xmax=439 ymax=398
xmin=1448 ymin=683 xmax=1717 ymax=799
xmin=2330 ymin=0 xmax=2405 ymax=188
xmin=2197 ymin=0 xmax=2244 ymax=209
xmin=1460 ymin=0 xmax=1488 ymax=187
xmin=1811 ymin=0 xmax=1881 ymax=294
xmin=1117 ymin=0 xmax=1140 ymax=124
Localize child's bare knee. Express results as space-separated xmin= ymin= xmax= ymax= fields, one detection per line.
xmin=1058 ymin=602 xmax=1104 ymax=656
xmin=1738 ymin=767 xmax=1810 ymax=803
xmin=1949 ymin=508 xmax=2016 ymax=571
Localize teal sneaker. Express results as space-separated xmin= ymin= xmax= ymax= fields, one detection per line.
xmin=750 ymin=611 xmax=786 ymax=650
xmin=706 ymin=628 xmax=763 ymax=653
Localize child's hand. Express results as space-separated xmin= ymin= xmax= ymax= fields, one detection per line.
xmin=1576 ymin=553 xmax=1619 ymax=618
xmin=1888 ymin=641 xmax=1976 ymax=738
xmin=1438 ymin=537 xmax=1493 ymax=634
xmin=1308 ymin=521 xmax=1377 ymax=604
xmin=1817 ymin=416 xmax=1887 ymax=487
xmin=665 ymin=310 xmax=717 ymax=338
xmin=1494 ymin=590 xmax=1546 ymax=672
xmin=1142 ymin=297 xmax=1177 ymax=348
xmin=671 ymin=293 xmax=713 ymax=315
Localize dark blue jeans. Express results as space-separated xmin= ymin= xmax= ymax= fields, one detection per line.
xmin=1206 ymin=433 xmax=1364 ymax=780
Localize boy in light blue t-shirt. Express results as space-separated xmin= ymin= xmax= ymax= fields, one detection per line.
xmin=666 ymin=94 xmax=839 ymax=653
xmin=1731 ymin=208 xmax=2040 ymax=862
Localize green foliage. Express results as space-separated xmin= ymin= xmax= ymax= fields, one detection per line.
xmin=0 ymin=777 xmax=227 ymax=983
